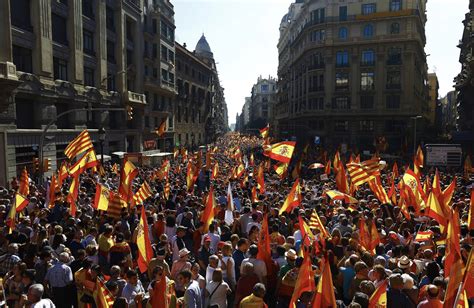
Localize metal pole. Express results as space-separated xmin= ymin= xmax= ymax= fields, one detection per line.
xmin=100 ymin=141 xmax=104 ymax=166
xmin=38 ymin=107 xmax=126 ymax=183
xmin=413 ymin=117 xmax=417 ymax=155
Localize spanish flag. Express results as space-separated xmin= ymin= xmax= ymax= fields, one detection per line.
xmin=150 ymin=276 xmax=169 ymax=308
xmin=236 ymin=162 xmax=245 ymax=178
xmin=414 ymin=231 xmax=433 ymax=242
xmin=263 ymin=141 xmax=296 ymax=164
xmin=368 ymin=279 xmax=387 ymax=308
xmin=324 ymin=160 xmax=331 ymax=175
xmin=441 ymin=176 xmax=456 ymax=208
xmin=186 ymin=162 xmax=198 ymax=193
xmin=19 ymin=168 xmax=29 ymax=197
xmin=119 ymin=160 xmax=138 ymax=204
xmin=201 ymin=186 xmax=216 ymax=233
xmin=289 ymin=252 xmax=315 ymax=308
xmin=426 ymin=192 xmax=447 ymax=227
xmin=392 ymin=161 xmax=399 ymax=183
xmin=6 ymin=200 xmax=17 ymax=233
xmin=468 ymin=188 xmax=474 ymax=230
xmin=292 ymin=159 xmax=302 ymax=180
xmin=69 ymin=149 xmax=99 ymax=175
xmin=257 ymin=163 xmax=265 ymax=194
xmin=325 ymin=190 xmax=358 ymax=204
xmin=360 ymin=217 xmax=380 ymax=253
xmin=444 ymin=209 xmax=464 ymax=307
xmin=7 ymin=194 xmax=29 ymax=232
xmin=67 ymin=173 xmax=80 ymax=217
xmin=333 ymin=151 xmax=341 ymax=173
xmin=211 ymin=163 xmax=219 ymax=180
xmin=335 ymin=160 xmax=349 ymax=194
xmin=259 ymin=124 xmax=269 ymax=139
xmin=455 ymin=249 xmax=474 ymax=304
xmin=274 ymin=162 xmax=288 ymax=180
xmin=312 ymin=257 xmax=337 ymax=308
xmin=251 ymin=186 xmax=258 ymax=203
xmin=279 ymin=179 xmax=302 ymax=214
xmin=256 ymin=213 xmax=275 ymax=280
xmin=414 ymin=145 xmax=424 ymax=176
xmin=94 ymin=184 xmax=111 ymax=211
xmin=14 ymin=193 xmax=29 ymax=213
xmin=137 ymin=205 xmax=153 ymax=273
xmin=249 ymin=153 xmax=255 ymax=166
xmin=164 ymin=181 xmax=171 ymax=200
xmin=58 ymin=162 xmax=69 ymax=187
xmin=156 ymin=118 xmax=167 ymax=137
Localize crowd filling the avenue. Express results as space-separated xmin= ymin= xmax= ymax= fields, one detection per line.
xmin=0 ymin=129 xmax=473 ymax=308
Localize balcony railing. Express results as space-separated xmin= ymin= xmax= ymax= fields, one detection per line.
xmin=125 ymin=91 xmax=146 ymax=105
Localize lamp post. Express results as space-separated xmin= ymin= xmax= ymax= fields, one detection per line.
xmin=99 ymin=127 xmax=106 ymax=166
xmin=410 ymin=115 xmax=422 ymax=154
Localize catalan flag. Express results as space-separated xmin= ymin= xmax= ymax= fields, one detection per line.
xmin=346 ymin=158 xmax=380 ymax=187
xmin=263 ymin=141 xmax=296 ymax=164
xmin=368 ymin=279 xmax=387 ymax=308
xmin=94 ymin=184 xmax=111 ymax=211
xmin=325 ymin=190 xmax=358 ymax=204
xmin=68 ymin=149 xmax=99 ymax=175
xmin=132 ymin=181 xmax=153 ymax=207
xmin=335 ymin=160 xmax=349 ymax=194
xmin=368 ymin=177 xmax=391 ymax=204
xmin=312 ymin=257 xmax=337 ymax=308
xmin=259 ymin=124 xmax=269 ymax=139
xmin=156 ymin=118 xmax=167 ymax=137
xmin=164 ymin=181 xmax=171 ymax=200
xmin=309 ymin=210 xmax=329 ymax=238
xmin=93 ymin=277 xmax=114 ymax=308
xmin=279 ymin=179 xmax=302 ymax=214
xmin=18 ymin=168 xmax=29 ymax=197
xmin=201 ymin=186 xmax=217 ymax=233
xmin=137 ymin=205 xmax=153 ymax=273
xmin=119 ymin=160 xmax=138 ymax=204
xmin=107 ymin=191 xmax=127 ymax=219
xmin=64 ymin=130 xmax=94 ymax=159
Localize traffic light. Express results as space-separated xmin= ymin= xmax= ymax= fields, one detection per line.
xmin=126 ymin=105 xmax=133 ymax=120
xmin=43 ymin=158 xmax=51 ymax=172
xmin=32 ymin=157 xmax=40 ymax=171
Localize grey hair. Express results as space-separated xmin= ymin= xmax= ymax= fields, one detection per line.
xmin=59 ymin=252 xmax=70 ymax=263
xmin=253 ymin=283 xmax=266 ymax=297
xmin=29 ymin=284 xmax=44 ymax=300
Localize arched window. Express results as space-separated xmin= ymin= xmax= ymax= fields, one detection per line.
xmin=363 ymin=24 xmax=374 ymax=38
xmin=390 ymin=23 xmax=400 ymax=34
xmin=339 ymin=27 xmax=348 ymax=40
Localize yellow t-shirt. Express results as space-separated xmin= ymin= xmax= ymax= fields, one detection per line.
xmin=98 ymin=234 xmax=114 ymax=254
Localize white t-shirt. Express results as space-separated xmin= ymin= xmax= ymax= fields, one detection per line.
xmin=220 ymin=256 xmax=236 ymax=287
xmin=206 ymin=280 xmax=229 ymax=308
xmin=31 ymin=298 xmax=56 ymax=308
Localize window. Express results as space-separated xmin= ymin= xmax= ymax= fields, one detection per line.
xmin=161 ymin=45 xmax=168 ymax=61
xmin=168 ymin=50 xmax=175 ymax=63
xmin=161 ymin=69 xmax=168 ymax=82
xmin=153 ymin=19 xmax=157 ymax=34
xmin=169 ymin=72 xmax=175 ymax=85
xmin=84 ymin=67 xmax=94 ymax=87
xmin=12 ymin=45 xmax=32 ymax=73
xmin=339 ymin=6 xmax=347 ymax=21
xmin=10 ymin=0 xmax=32 ymax=30
xmin=310 ymin=53 xmax=324 ymax=69
xmin=310 ymin=97 xmax=324 ymax=110
xmin=363 ymin=24 xmax=374 ymax=38
xmin=107 ymin=41 xmax=115 ymax=63
xmin=361 ymin=50 xmax=375 ymax=66
xmin=107 ymin=74 xmax=116 ymax=91
xmin=360 ymin=120 xmax=374 ymax=132
xmin=52 ymin=14 xmax=68 ymax=45
xmin=333 ymin=97 xmax=350 ymax=109
xmin=334 ymin=120 xmax=349 ymax=132
xmin=361 ymin=72 xmax=375 ymax=91
xmin=82 ymin=0 xmax=94 ymax=19
xmin=386 ymin=71 xmax=401 ymax=89
xmin=106 ymin=6 xmax=115 ymax=31
xmin=387 ymin=48 xmax=402 ymax=65
xmin=53 ymin=58 xmax=68 ymax=81
xmin=261 ymin=84 xmax=269 ymax=92
xmin=83 ymin=30 xmax=94 ymax=55
xmin=336 ymin=51 xmax=349 ymax=67
xmin=311 ymin=8 xmax=325 ymax=24
xmin=153 ymin=44 xmax=158 ymax=58
xmin=360 ymin=96 xmax=374 ymax=109
xmin=339 ymin=27 xmax=348 ymax=40
xmin=390 ymin=0 xmax=402 ymax=11
xmin=390 ymin=23 xmax=400 ymax=34
xmin=336 ymin=73 xmax=349 ymax=89
xmin=311 ymin=30 xmax=325 ymax=43
xmin=386 ymin=95 xmax=401 ymax=109
xmin=362 ymin=3 xmax=376 ymax=15
xmin=385 ymin=119 xmax=405 ymax=132
xmin=161 ymin=21 xmax=174 ymax=42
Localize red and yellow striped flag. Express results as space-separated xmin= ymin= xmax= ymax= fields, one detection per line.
xmin=64 ymin=130 xmax=94 ymax=159
xmin=137 ymin=205 xmax=153 ymax=273
xmin=58 ymin=162 xmax=69 ymax=187
xmin=368 ymin=279 xmax=387 ymax=308
xmin=201 ymin=186 xmax=217 ymax=233
xmin=279 ymin=179 xmax=302 ymax=214
xmin=263 ymin=141 xmax=296 ymax=164
xmin=164 ymin=181 xmax=171 ymax=200
xmin=312 ymin=257 xmax=337 ymax=308
xmin=335 ymin=160 xmax=349 ymax=194
xmin=132 ymin=181 xmax=152 ymax=207
xmin=346 ymin=158 xmax=380 ymax=187
xmin=444 ymin=209 xmax=464 ymax=307
xmin=368 ymin=177 xmax=391 ymax=204
xmin=211 ymin=163 xmax=219 ymax=180
xmin=93 ymin=277 xmax=114 ymax=308
xmin=106 ymin=192 xmax=127 ymax=219
xmin=309 ymin=210 xmax=329 ymax=238
xmin=18 ymin=168 xmax=29 ymax=196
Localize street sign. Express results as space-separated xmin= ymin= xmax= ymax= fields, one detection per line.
xmin=314 ymin=136 xmax=321 ymax=145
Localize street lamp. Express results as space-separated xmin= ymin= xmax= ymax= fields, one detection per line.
xmin=99 ymin=127 xmax=106 ymax=166
xmin=410 ymin=115 xmax=422 ymax=154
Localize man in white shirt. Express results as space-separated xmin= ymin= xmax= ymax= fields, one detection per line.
xmin=240 ymin=245 xmax=267 ymax=285
xmin=20 ymin=284 xmax=56 ymax=308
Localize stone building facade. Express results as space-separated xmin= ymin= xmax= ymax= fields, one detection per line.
xmin=275 ymin=0 xmax=430 ymax=152
xmin=249 ymin=76 xmax=277 ymax=129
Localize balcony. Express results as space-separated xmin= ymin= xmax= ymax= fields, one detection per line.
xmin=125 ymin=91 xmax=146 ymax=105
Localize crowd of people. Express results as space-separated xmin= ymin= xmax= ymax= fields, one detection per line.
xmin=0 ymin=132 xmax=472 ymax=308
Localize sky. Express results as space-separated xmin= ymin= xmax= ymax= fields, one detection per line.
xmin=173 ymin=0 xmax=468 ymax=126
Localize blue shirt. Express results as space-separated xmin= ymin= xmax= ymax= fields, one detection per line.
xmin=184 ymin=280 xmax=202 ymax=308
xmin=45 ymin=262 xmax=73 ymax=288
xmin=232 ymin=249 xmax=246 ymax=281
xmin=339 ymin=266 xmax=355 ymax=302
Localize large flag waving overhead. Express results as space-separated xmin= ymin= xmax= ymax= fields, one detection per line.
xmin=279 ymin=179 xmax=302 ymax=214
xmin=257 ymin=163 xmax=265 ymax=193
xmin=18 ymin=168 xmax=29 ymax=196
xmin=335 ymin=160 xmax=350 ymax=194
xmin=346 ymin=158 xmax=380 ymax=187
xmin=289 ymin=252 xmax=315 ymax=308
xmin=119 ymin=160 xmax=138 ymax=204
xmin=259 ymin=124 xmax=269 ymax=139
xmin=64 ymin=130 xmax=94 ymax=159
xmin=132 ymin=181 xmax=153 ymax=207
xmin=137 ymin=205 xmax=153 ymax=273
xmin=201 ymin=186 xmax=217 ymax=233
xmin=325 ymin=190 xmax=359 ymax=204
xmin=94 ymin=184 xmax=111 ymax=211
xmin=68 ymin=149 xmax=99 ymax=175
xmin=368 ymin=279 xmax=387 ymax=308
xmin=444 ymin=209 xmax=464 ymax=307
xmin=263 ymin=141 xmax=296 ymax=164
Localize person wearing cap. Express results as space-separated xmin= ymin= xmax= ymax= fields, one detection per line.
xmin=148 ymin=247 xmax=171 ymax=280
xmin=198 ymin=235 xmax=212 ymax=275
xmin=240 ymin=245 xmax=267 ymax=285
xmin=277 ymin=249 xmax=297 ymax=279
xmin=171 ymin=248 xmax=192 ymax=297
xmin=202 ymin=223 xmax=221 ymax=254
